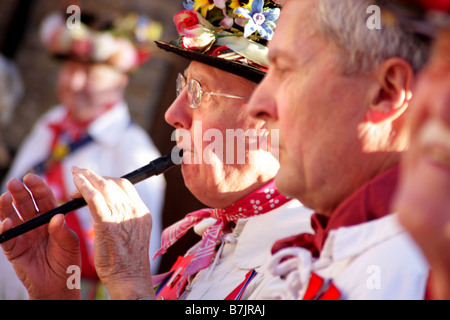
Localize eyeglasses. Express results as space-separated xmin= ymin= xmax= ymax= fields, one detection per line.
xmin=176 ymin=73 xmax=250 ymax=109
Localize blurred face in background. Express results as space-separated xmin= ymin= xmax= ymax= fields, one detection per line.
xmin=395 ymin=29 xmax=450 ymax=297
xmin=57 ymin=60 xmax=129 ymax=124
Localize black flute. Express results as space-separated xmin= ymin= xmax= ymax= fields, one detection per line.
xmin=0 ymin=148 xmax=183 ymax=244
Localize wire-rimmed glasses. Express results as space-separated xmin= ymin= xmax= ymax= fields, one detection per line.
xmin=176 ymin=73 xmax=250 ymax=109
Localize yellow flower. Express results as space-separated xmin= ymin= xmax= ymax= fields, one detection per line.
xmin=51 ymin=143 xmax=70 ymax=161
xmin=229 ymin=0 xmax=253 ymax=13
xmin=193 ymin=0 xmax=216 ymax=18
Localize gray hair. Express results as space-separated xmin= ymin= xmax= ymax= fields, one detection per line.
xmin=316 ymin=0 xmax=431 ymax=74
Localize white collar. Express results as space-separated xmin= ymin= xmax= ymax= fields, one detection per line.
xmin=233 ymin=200 xmax=313 ymax=269
xmin=320 ymin=213 xmax=406 ymax=262
xmin=87 ymin=101 xmax=132 ymax=147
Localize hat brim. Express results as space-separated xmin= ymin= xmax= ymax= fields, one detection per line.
xmin=155 ymin=41 xmax=266 ymax=84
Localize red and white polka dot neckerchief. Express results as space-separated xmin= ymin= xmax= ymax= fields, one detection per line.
xmin=153 ymin=180 xmax=290 ymax=278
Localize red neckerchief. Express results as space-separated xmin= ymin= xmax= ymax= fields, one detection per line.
xmin=272 ymin=165 xmax=400 ymax=257
xmin=48 ymin=102 xmax=115 ymax=142
xmin=155 ymin=180 xmax=290 ymax=278
xmin=155 ymin=180 xmax=290 ymax=300
xmin=48 ymin=112 xmax=89 ymax=143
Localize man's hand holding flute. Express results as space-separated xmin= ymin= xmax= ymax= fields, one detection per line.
xmin=0 ymin=168 xmax=157 ymax=300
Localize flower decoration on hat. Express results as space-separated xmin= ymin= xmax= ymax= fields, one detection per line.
xmin=40 ymin=11 xmax=163 ymax=73
xmin=172 ymin=0 xmax=281 ymax=69
xmin=235 ymin=0 xmax=280 ymax=40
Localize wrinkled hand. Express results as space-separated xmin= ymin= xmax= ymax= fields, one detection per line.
xmin=71 ymin=166 xmax=155 ymax=300
xmin=0 ymin=174 xmax=81 ymax=300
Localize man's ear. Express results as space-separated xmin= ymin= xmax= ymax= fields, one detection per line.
xmin=366 ymin=57 xmax=414 ymax=124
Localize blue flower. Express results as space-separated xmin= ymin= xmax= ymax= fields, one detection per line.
xmin=234 ymin=0 xmax=280 ymax=40
xmin=184 ymin=0 xmax=195 ymax=10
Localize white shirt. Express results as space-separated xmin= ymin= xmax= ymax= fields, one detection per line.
xmin=180 ymin=200 xmax=314 ymax=300
xmin=251 ymin=214 xmax=430 ymax=300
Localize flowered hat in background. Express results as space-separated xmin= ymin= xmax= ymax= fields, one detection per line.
xmin=156 ymin=0 xmax=282 ymax=83
xmin=382 ymin=0 xmax=450 ymax=37
xmin=40 ymin=11 xmax=163 ymax=73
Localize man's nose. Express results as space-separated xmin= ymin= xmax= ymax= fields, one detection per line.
xmin=165 ymin=86 xmax=192 ymax=130
xmin=68 ymin=69 xmax=87 ymax=92
xmin=246 ymin=73 xmax=278 ymax=122
xmin=435 ymin=81 xmax=450 ymax=126
xmin=424 ymin=70 xmax=450 ymax=126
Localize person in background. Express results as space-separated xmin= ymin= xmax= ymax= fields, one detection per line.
xmin=1 ymin=10 xmax=165 ymax=299
xmin=388 ymin=0 xmax=450 ymax=300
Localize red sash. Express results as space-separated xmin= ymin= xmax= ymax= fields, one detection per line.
xmin=302 ymin=273 xmax=340 ymax=300
xmin=44 ymin=141 xmax=98 ymax=281
xmin=156 ymin=254 xmax=194 ymax=300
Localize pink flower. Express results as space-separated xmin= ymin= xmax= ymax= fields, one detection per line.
xmin=49 ymin=27 xmax=73 ymax=55
xmin=214 ymin=0 xmax=226 ymax=9
xmin=182 ymin=25 xmax=216 ymax=51
xmin=174 ymin=9 xmax=200 ymax=35
xmin=40 ymin=13 xmax=65 ymax=47
xmin=108 ymin=39 xmax=139 ymax=72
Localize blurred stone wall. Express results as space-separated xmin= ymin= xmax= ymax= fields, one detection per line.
xmin=0 ymin=0 xmax=204 ymax=274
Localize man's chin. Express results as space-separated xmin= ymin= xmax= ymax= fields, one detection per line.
xmin=274 ymin=169 xmax=297 ymax=199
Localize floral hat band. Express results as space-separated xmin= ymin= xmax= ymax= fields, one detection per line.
xmin=40 ymin=11 xmax=163 ymax=73
xmin=156 ymin=0 xmax=282 ymax=83
xmin=383 ymin=0 xmax=450 ymax=37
